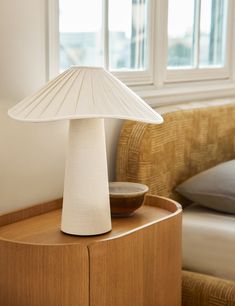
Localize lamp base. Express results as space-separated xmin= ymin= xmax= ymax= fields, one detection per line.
xmin=61 ymin=118 xmax=112 ymax=236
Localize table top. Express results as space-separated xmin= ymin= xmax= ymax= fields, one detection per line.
xmin=0 ymin=195 xmax=181 ymax=246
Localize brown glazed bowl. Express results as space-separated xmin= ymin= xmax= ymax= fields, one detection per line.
xmin=109 ymin=182 xmax=149 ymax=217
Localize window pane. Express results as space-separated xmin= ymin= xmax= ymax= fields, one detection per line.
xmin=200 ymin=0 xmax=227 ymax=67
xmin=109 ymin=0 xmax=148 ymax=70
xmin=168 ymin=0 xmax=195 ymax=68
xmin=59 ymin=0 xmax=103 ymax=71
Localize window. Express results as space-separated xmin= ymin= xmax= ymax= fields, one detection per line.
xmin=108 ymin=0 xmax=148 ymax=71
xmin=59 ymin=0 xmax=103 ymax=70
xmin=59 ymin=0 xmax=151 ymax=84
xmin=166 ymin=0 xmax=229 ymax=83
xmin=168 ymin=0 xmax=195 ymax=68
xmin=49 ymin=0 xmax=234 ymax=96
xmin=168 ymin=0 xmax=227 ymax=68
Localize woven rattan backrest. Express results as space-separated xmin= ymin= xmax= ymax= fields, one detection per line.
xmin=116 ymin=101 xmax=235 ymax=204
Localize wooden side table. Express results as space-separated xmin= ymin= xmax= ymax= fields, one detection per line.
xmin=0 ymin=194 xmax=182 ymax=306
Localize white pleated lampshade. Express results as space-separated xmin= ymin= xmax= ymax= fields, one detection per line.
xmin=8 ymin=66 xmax=163 ymax=124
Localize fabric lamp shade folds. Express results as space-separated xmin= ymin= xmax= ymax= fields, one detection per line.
xmin=9 ymin=67 xmax=163 ymax=124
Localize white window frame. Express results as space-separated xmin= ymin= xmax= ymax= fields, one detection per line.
xmin=161 ymin=0 xmax=233 ymax=84
xmin=46 ymin=0 xmax=235 ymax=105
xmin=106 ymin=0 xmax=155 ymax=86
xmin=48 ymin=0 xmax=155 ymax=86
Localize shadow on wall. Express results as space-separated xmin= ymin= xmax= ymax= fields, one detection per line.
xmin=0 ymin=100 xmax=68 ymax=213
xmin=0 ymin=100 xmax=123 ymax=213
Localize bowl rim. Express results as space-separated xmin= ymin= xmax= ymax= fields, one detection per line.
xmin=109 ymin=181 xmax=149 ymax=197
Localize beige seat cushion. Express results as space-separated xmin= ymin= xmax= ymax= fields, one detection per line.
xmin=183 ymin=204 xmax=235 ymax=281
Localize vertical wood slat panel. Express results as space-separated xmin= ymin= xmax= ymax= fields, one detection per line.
xmin=89 ymin=197 xmax=182 ymax=306
xmin=0 ymin=242 xmax=89 ymax=306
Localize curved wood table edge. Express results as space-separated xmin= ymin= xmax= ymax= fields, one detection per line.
xmin=0 ymin=194 xmax=182 ymax=246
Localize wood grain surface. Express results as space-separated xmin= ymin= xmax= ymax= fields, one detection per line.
xmin=0 ymin=195 xmax=182 ymax=306
xmin=0 ymin=198 xmax=62 ymax=227
xmin=89 ymin=199 xmax=182 ymax=306
xmin=0 ymin=195 xmax=177 ymax=245
xmin=0 ymin=241 xmax=89 ymax=306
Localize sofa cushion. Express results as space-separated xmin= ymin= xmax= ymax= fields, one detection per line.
xmin=176 ymin=160 xmax=235 ymax=213
xmin=182 ymin=204 xmax=235 ymax=281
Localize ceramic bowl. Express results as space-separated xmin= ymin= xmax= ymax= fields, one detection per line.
xmin=109 ymin=182 xmax=149 ymax=217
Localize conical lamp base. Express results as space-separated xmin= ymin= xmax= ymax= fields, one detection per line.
xmin=61 ymin=118 xmax=112 ymax=236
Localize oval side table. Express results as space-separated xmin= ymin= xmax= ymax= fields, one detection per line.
xmin=0 ymin=194 xmax=182 ymax=306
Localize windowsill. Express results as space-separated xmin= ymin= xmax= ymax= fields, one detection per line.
xmin=132 ymin=80 xmax=235 ymax=107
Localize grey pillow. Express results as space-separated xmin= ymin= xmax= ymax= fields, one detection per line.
xmin=176 ymin=160 xmax=235 ymax=214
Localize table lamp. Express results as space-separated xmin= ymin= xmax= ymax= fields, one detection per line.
xmin=8 ymin=66 xmax=163 ymax=236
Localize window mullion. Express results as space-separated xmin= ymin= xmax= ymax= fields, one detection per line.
xmin=47 ymin=0 xmax=60 ymax=80
xmin=102 ymin=0 xmax=109 ymax=69
xmin=154 ymin=0 xmax=168 ymax=86
xmin=193 ymin=0 xmax=201 ymax=68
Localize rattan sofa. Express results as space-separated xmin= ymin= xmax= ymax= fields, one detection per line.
xmin=115 ymin=100 xmax=235 ymax=305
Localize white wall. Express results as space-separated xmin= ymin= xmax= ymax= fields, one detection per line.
xmin=0 ymin=0 xmax=67 ymax=212
xmin=0 ymin=0 xmax=46 ymax=100
xmin=0 ymin=0 xmax=121 ymax=213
